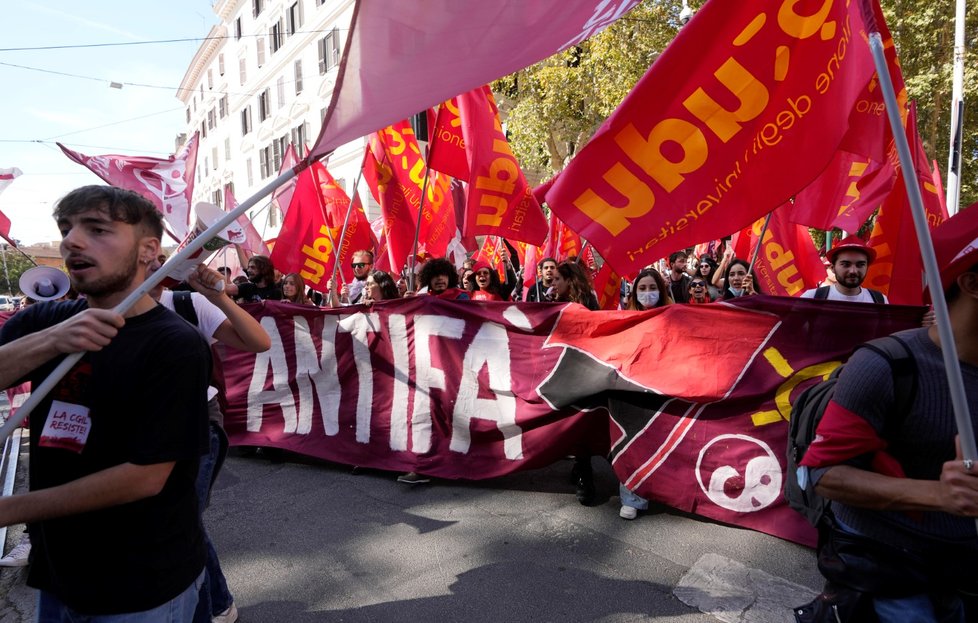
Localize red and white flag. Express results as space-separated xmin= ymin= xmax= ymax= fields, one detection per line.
xmin=224 ymin=187 xmax=271 ymax=258
xmin=0 ymin=167 xmax=23 ymax=244
xmin=58 ymin=134 xmax=200 ymax=241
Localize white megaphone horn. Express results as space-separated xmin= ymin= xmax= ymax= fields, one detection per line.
xmin=19 ymin=266 xmax=71 ymax=302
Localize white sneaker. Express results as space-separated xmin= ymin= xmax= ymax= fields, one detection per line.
xmin=0 ymin=535 xmax=31 ymax=567
xmin=212 ymin=602 xmax=238 ymax=623
xmin=619 ymin=505 xmax=638 ymax=520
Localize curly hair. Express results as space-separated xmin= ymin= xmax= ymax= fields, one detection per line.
xmin=246 ymin=255 xmax=276 ymax=286
xmin=554 ymin=261 xmax=593 ymax=305
xmin=418 ymin=258 xmax=458 ymax=291
xmin=369 ymin=270 xmax=400 ymax=300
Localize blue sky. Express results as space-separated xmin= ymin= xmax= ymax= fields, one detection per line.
xmin=0 ymin=1 xmax=217 ymax=244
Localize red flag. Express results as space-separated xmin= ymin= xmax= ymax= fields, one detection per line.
xmin=545 ymin=0 xmax=877 ymax=275
xmin=0 ymin=168 xmax=23 ymax=244
xmin=475 ymin=236 xmax=507 ymax=280
xmin=224 ymin=187 xmax=270 ymax=258
xmin=272 ymin=143 xmax=300 ymax=218
xmin=270 ymin=162 xmax=372 ymax=291
xmin=309 ymin=0 xmax=643 ymax=159
xmin=419 ymin=168 xmax=458 ymax=259
xmin=363 ymin=123 xmax=422 ymax=272
xmin=551 ymin=217 xmax=583 ymax=262
xmin=58 ymin=134 xmax=199 ymax=241
xmin=592 ymin=263 xmax=623 ymax=310
xmin=455 ymin=87 xmax=548 ymax=245
xmin=864 ymin=105 xmax=947 ymax=305
xmin=789 ymin=151 xmax=895 ymax=232
xmin=744 ymin=204 xmax=826 ymax=297
xmin=429 ymin=99 xmax=469 ymax=180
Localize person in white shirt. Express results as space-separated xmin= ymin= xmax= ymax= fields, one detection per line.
xmin=801 ymin=236 xmax=889 ymax=304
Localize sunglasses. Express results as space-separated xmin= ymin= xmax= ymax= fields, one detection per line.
xmin=690 ymin=282 xmax=706 ymax=288
xmin=351 ymin=262 xmax=371 ymax=269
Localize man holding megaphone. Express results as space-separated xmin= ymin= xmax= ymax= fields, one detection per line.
xmin=0 ymin=185 xmax=213 ymax=621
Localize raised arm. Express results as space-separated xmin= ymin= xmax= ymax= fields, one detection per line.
xmin=187 ymin=265 xmax=271 ymax=353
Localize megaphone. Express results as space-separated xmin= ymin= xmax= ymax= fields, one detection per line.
xmin=19 ymin=266 xmax=71 ymax=302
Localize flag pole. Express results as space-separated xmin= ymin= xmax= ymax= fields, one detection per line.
xmin=309 ymin=162 xmax=345 ymax=304
xmin=944 ymin=0 xmax=966 ymax=217
xmin=408 ymin=164 xmax=432 ymax=292
xmin=326 ymin=159 xmax=366 ymax=296
xmin=0 ymin=163 xmax=305 ymax=442
xmin=869 ymin=31 xmax=978 ymax=532
xmin=747 ymin=211 xmax=774 ymax=275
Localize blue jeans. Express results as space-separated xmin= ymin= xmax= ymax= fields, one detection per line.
xmin=37 ymin=570 xmax=203 ymax=622
xmin=834 ymin=518 xmax=966 ymax=623
xmin=618 ymin=483 xmax=649 ymax=510
xmin=192 ymin=421 xmax=233 ymax=622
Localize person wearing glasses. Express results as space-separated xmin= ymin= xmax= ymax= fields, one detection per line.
xmin=328 ymin=250 xmax=374 ymax=306
xmin=696 ymin=256 xmax=721 ymax=301
xmin=688 ymin=278 xmax=713 ymax=305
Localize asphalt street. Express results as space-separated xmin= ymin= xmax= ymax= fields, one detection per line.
xmin=0 ymin=430 xmax=823 ymax=623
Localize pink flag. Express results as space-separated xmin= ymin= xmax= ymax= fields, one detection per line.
xmin=309 ymin=0 xmax=642 ymax=159
xmin=272 ymin=143 xmax=300 ymax=218
xmin=224 ymin=187 xmax=271 ymax=258
xmin=0 ymin=167 xmax=23 ymax=244
xmin=58 ymin=134 xmax=200 ymax=241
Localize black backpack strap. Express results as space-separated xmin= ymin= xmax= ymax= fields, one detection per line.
xmin=171 ymin=290 xmax=199 ymax=327
xmin=857 ymin=335 xmax=917 ymax=435
xmin=814 ymin=286 xmax=831 ymax=300
xmin=867 ymin=289 xmax=885 ymax=304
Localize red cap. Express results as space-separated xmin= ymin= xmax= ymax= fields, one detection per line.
xmin=826 ymin=235 xmax=877 ymax=264
xmin=472 ymin=260 xmax=492 ymax=273
xmin=932 ymin=202 xmax=978 ymax=293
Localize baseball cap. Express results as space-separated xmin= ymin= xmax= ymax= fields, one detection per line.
xmin=932 ymin=202 xmax=978 ymax=293
xmin=826 ymin=235 xmax=877 ymax=264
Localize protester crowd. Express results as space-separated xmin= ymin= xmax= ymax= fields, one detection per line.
xmin=0 ymin=185 xmax=975 ymax=623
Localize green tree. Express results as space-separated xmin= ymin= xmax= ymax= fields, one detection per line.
xmin=0 ymin=246 xmax=41 ymax=297
xmin=493 ymin=0 xmax=693 ymax=182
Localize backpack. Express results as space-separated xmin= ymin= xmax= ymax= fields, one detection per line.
xmin=813 ymin=285 xmax=885 ymax=304
xmin=784 ymin=335 xmax=916 ymax=527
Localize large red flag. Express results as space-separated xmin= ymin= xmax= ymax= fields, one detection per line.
xmin=224 ymin=187 xmax=271 ymax=258
xmin=428 ymin=98 xmax=469 ymax=180
xmin=0 ymin=168 xmax=23 ymax=245
xmin=272 ymin=143 xmax=300 ymax=218
xmin=743 ymin=205 xmax=826 ymax=297
xmin=58 ymin=134 xmax=199 ymax=241
xmin=454 ymin=87 xmax=548 ymax=245
xmin=545 ymin=0 xmax=877 ymax=275
xmin=592 ymin=262 xmax=624 ymax=310
xmin=309 ymin=0 xmax=642 ymax=159
xmin=788 ymin=150 xmax=895 ymax=232
xmin=363 ymin=123 xmax=421 ymax=272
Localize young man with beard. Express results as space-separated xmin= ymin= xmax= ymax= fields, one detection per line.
xmin=417 ymin=257 xmax=468 ymax=300
xmin=801 ymin=237 xmax=888 ymax=303
xmin=0 ymin=186 xmax=211 ymax=621
xmin=525 ymin=257 xmax=557 ymax=302
xmin=667 ymin=251 xmax=692 ymax=304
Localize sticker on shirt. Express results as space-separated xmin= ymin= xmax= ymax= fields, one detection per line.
xmin=39 ymin=400 xmax=92 ymax=453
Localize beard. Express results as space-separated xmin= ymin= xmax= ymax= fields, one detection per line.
xmin=71 ymin=247 xmax=140 ymax=299
xmin=840 ymin=273 xmax=864 ymax=288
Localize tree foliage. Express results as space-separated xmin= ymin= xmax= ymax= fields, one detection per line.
xmin=0 ymin=247 xmax=41 ymax=296
xmin=496 ymin=0 xmax=978 ymax=208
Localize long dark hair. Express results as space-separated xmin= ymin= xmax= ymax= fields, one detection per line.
xmin=554 ymin=261 xmax=593 ymax=305
xmin=247 ymin=255 xmax=276 ymax=286
xmin=721 ymin=258 xmax=763 ymax=299
xmin=469 ymin=263 xmax=506 ymax=299
xmin=626 ymin=268 xmax=673 ymax=311
xmin=282 ymin=272 xmax=308 ymax=304
xmin=370 ymin=270 xmax=400 ymax=300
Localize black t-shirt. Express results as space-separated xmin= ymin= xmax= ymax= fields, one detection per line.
xmin=669 ymin=273 xmax=691 ymax=304
xmin=0 ymin=300 xmax=211 ymax=614
xmin=235 ymin=280 xmax=283 ymax=302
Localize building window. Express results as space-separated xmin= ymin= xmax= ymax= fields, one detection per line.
xmin=234 ymin=17 xmax=243 ymax=40
xmin=287 ymin=2 xmax=303 ymax=35
xmin=212 ymin=146 xmax=219 ymax=169
xmin=207 ymin=108 xmax=216 ymax=130
xmin=257 ymin=37 xmax=266 ymax=67
xmin=294 ymin=60 xmax=303 ymax=94
xmin=316 ymin=0 xmax=327 ymax=6
xmin=270 ymin=20 xmax=284 ymax=54
xmin=410 ymin=111 xmax=428 ymax=141
xmin=241 ymin=106 xmax=253 ymax=135
xmin=219 ymin=95 xmax=228 ymax=119
xmin=225 ymin=138 xmax=231 ymax=161
xmin=291 ymin=123 xmax=306 ymax=151
xmin=239 ymin=56 xmax=247 ymax=85
xmin=207 ymin=69 xmax=214 ymax=90
xmin=252 ymin=0 xmax=263 ymax=19
xmin=185 ymin=107 xmax=191 ymax=123
xmin=218 ymin=53 xmax=225 ymax=76
xmin=318 ymin=28 xmax=340 ymax=74
xmin=201 ymin=120 xmax=207 ymax=139
xmin=274 ymin=135 xmax=289 ymax=171
xmin=204 ymin=156 xmax=210 ymax=175
xmin=212 ymin=189 xmax=223 ymax=208
xmin=246 ymin=158 xmax=254 ymax=186
xmin=259 ymin=145 xmax=272 ymax=179
xmin=224 ymin=182 xmax=235 ymax=204
xmin=258 ymin=88 xmax=271 ymax=121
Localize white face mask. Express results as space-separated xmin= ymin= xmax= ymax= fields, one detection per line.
xmin=637 ymin=291 xmax=660 ymax=308
xmin=729 ymin=287 xmax=744 ymax=297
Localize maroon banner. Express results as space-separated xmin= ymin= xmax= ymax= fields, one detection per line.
xmin=221 ymin=296 xmax=924 ymax=545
